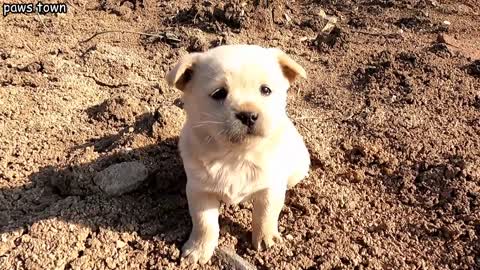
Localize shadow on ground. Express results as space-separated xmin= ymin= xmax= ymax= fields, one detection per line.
xmin=0 ymin=111 xmax=249 ymax=264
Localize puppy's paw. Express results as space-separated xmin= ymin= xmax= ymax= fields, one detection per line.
xmin=181 ymin=237 xmax=217 ymax=265
xmin=252 ymin=228 xmax=283 ymax=251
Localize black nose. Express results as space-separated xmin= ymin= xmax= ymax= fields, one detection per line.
xmin=236 ymin=111 xmax=259 ymax=127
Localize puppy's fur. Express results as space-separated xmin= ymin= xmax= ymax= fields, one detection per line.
xmin=167 ymin=45 xmax=310 ymax=264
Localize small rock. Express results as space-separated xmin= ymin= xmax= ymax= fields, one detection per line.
xmin=302 ymin=8 xmax=338 ymax=33
xmin=18 ymin=61 xmax=43 ymax=73
xmin=318 ymin=9 xmax=327 ymax=18
xmin=105 ymin=257 xmax=117 ymax=269
xmin=442 ymin=20 xmax=451 ymax=26
xmin=285 ymin=234 xmax=294 ymax=241
xmin=94 ymin=161 xmax=148 ymax=196
xmin=351 ymin=169 xmax=365 ymax=183
xmin=340 ymin=169 xmax=365 ymax=183
xmin=216 ymin=247 xmax=257 ymax=270
xmin=318 ymin=9 xmax=337 ymax=33
xmin=116 ymin=240 xmax=127 ymax=249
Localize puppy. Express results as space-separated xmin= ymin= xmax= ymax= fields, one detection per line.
xmin=166 ymin=44 xmax=310 ymax=264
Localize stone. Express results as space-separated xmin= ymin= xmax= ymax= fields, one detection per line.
xmin=94 ymin=161 xmax=148 ymax=196
xmin=215 ymin=247 xmax=257 ymax=270
xmin=318 ymin=9 xmax=338 ymax=33
xmin=116 ymin=240 xmax=127 ymax=249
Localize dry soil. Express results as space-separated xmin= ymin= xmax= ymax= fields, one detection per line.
xmin=1 ymin=0 xmax=479 ymax=269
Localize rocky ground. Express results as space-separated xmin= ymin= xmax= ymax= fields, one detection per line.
xmin=0 ymin=0 xmax=479 ymax=269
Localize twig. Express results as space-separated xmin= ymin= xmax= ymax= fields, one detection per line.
xmin=292 ymin=117 xmax=317 ymax=133
xmin=296 ymin=121 xmax=313 ymax=133
xmin=80 ymin=30 xmax=167 ymax=43
xmin=22 ymin=40 xmax=34 ymax=52
xmin=351 ymin=29 xmax=401 ymax=38
xmin=64 ymin=0 xmax=79 ymax=12
xmin=193 ymin=10 xmax=199 ymax=25
xmin=351 ymin=30 xmax=384 ymax=36
xmin=35 ymin=10 xmax=50 ymax=34
xmin=84 ymin=74 xmax=128 ymax=88
xmin=294 ymin=116 xmax=321 ymax=121
xmin=439 ymin=41 xmax=463 ymax=49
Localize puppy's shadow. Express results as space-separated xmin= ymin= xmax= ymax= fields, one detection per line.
xmin=1 ymin=109 xmax=195 ymax=255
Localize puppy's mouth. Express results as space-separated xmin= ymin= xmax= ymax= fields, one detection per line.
xmin=226 ymin=122 xmax=264 ymax=144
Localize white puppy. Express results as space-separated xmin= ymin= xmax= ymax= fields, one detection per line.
xmin=166 ymin=44 xmax=310 ymax=265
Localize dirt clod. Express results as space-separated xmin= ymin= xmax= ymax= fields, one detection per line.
xmin=88 ymin=96 xmax=145 ymax=126
xmin=395 ymin=16 xmax=431 ymax=30
xmin=314 ymin=26 xmax=344 ymax=51
xmin=467 ymin=60 xmax=480 ymax=77
xmin=187 ymin=34 xmax=209 ymax=52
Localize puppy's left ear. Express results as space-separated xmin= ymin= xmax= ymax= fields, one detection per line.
xmin=166 ymin=53 xmax=201 ymax=91
xmin=270 ymin=48 xmax=307 ymax=83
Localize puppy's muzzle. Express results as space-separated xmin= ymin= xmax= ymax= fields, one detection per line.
xmin=235 ymin=111 xmax=258 ymax=128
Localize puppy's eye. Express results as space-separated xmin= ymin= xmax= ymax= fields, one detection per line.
xmin=260 ymin=85 xmax=272 ymax=96
xmin=210 ymin=87 xmax=228 ymax=101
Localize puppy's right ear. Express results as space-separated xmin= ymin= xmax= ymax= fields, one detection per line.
xmin=166 ymin=53 xmax=201 ymax=91
xmin=269 ymin=48 xmax=307 ymax=84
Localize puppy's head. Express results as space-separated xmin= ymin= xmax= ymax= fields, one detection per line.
xmin=167 ymin=45 xmax=306 ymax=145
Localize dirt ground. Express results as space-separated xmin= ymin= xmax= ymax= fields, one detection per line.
xmin=1 ymin=0 xmax=479 ymax=269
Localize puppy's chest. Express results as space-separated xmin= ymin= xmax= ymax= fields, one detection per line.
xmin=204 ymin=158 xmax=267 ymax=205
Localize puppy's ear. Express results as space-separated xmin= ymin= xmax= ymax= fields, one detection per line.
xmin=166 ymin=53 xmax=201 ymax=91
xmin=270 ymin=48 xmax=307 ymax=83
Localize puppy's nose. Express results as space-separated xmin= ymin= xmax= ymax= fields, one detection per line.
xmin=236 ymin=111 xmax=259 ymax=127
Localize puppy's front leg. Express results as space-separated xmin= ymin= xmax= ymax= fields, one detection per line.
xmin=182 ymin=189 xmax=220 ymax=265
xmin=252 ymin=188 xmax=285 ymax=250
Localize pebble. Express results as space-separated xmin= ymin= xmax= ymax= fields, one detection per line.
xmin=284 ymin=13 xmax=292 ymax=23
xmin=216 ymin=247 xmax=257 ymax=270
xmin=350 ymin=170 xmax=365 ymax=183
xmin=116 ymin=240 xmax=127 ymax=249
xmin=94 ymin=161 xmax=148 ymax=196
xmin=318 ymin=9 xmax=338 ymax=33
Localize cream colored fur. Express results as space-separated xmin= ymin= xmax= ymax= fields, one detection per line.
xmin=166 ymin=44 xmax=310 ymax=265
